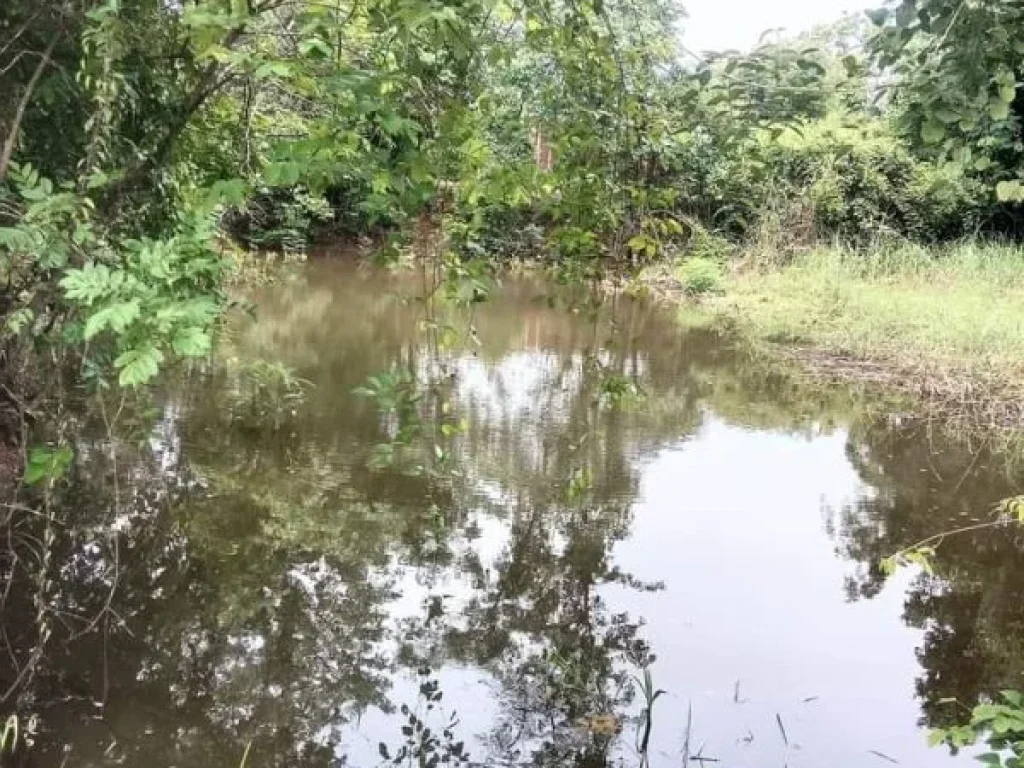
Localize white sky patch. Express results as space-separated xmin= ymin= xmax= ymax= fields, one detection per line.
xmin=680 ymin=0 xmax=878 ymax=53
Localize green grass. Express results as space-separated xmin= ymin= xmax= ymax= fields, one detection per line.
xmin=688 ymin=241 xmax=1024 ymax=421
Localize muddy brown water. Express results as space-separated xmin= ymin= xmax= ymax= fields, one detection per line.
xmin=4 ymin=261 xmax=1023 ymax=767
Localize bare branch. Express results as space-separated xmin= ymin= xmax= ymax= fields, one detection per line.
xmin=0 ymin=31 xmax=60 ymax=185
xmin=0 ymin=9 xmax=43 ymax=60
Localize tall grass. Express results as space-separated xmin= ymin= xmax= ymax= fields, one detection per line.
xmin=670 ymin=239 xmax=1024 ymax=429
xmin=723 ymin=240 xmax=1024 ymax=379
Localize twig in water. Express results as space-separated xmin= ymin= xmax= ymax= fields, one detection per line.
xmin=682 ymin=702 xmax=692 ymax=765
xmin=868 ymin=749 xmax=900 ymax=764
xmin=733 ymin=680 xmax=748 ymax=704
xmin=775 ymin=713 xmax=789 ymax=747
xmin=691 ymin=743 xmax=719 ymax=763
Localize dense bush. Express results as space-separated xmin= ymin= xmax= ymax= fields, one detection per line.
xmin=766 ymin=119 xmax=988 ymax=242
xmin=224 ymin=188 xmax=333 ymax=252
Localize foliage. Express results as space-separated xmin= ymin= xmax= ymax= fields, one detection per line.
xmin=223 ymin=359 xmax=311 ymax=429
xmin=708 ymin=241 xmax=1024 ymax=402
xmin=931 ymin=690 xmax=1024 ymax=766
xmin=377 ymin=671 xmax=470 ymax=768
xmin=0 ymin=716 xmax=17 ymax=755
xmin=766 ymin=117 xmax=988 ymax=242
xmin=867 ymin=0 xmax=1024 ymax=198
xmin=60 ymin=215 xmax=225 ymax=386
xmin=23 ymin=446 xmax=74 ymax=487
xmin=355 ymin=365 xmax=465 ymax=474
xmin=229 ymin=188 xmax=334 ymax=252
xmin=0 ymin=163 xmax=227 ymax=389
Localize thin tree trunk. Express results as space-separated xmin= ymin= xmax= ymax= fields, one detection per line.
xmin=0 ymin=32 xmax=59 ymax=186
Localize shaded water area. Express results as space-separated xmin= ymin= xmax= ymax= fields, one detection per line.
xmin=4 ymin=261 xmax=1024 ymax=767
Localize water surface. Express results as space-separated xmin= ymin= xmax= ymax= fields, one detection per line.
xmin=6 ymin=261 xmax=1024 ymax=768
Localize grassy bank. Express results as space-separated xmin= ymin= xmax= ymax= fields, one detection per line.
xmin=665 ymin=241 xmax=1024 ymax=427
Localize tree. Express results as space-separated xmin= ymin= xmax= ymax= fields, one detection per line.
xmin=867 ymin=0 xmax=1024 ymax=199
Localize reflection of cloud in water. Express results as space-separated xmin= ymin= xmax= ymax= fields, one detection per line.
xmin=454 ymin=351 xmax=579 ymax=421
xmin=452 ymin=349 xmax=646 ymax=423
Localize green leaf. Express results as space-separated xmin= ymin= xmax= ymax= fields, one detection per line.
xmin=3 ymin=307 xmax=34 ymax=336
xmin=0 ymin=227 xmax=36 ymax=251
xmin=934 ymin=108 xmax=961 ymax=124
xmin=989 ymin=99 xmax=1011 ymax=121
xmin=298 ymin=37 xmax=332 ymax=58
xmin=974 ymin=704 xmax=1001 ymax=722
xmin=83 ymin=300 xmax=141 ymax=340
xmin=993 ymin=716 xmax=1017 ymax=734
xmin=19 ymin=185 xmax=48 ymax=201
xmin=115 ymin=345 xmax=165 ymax=387
xmin=253 ymin=60 xmax=292 ymax=80
xmin=206 ymin=178 xmax=249 ymax=208
xmin=171 ymin=326 xmax=212 ymax=357
xmin=920 ymin=120 xmax=945 ymax=144
xmin=926 ymin=730 xmax=946 ymax=748
xmin=996 ymin=180 xmax=1024 ymax=202
xmin=24 ymin=446 xmax=74 ymax=486
xmin=1002 ymin=691 xmax=1023 ymax=707
xmin=61 ymin=263 xmax=114 ymax=305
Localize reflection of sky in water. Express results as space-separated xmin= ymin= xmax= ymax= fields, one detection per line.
xmin=343 ymin=409 xmax=962 ymax=767
xmin=607 ymin=418 xmax=953 ymax=767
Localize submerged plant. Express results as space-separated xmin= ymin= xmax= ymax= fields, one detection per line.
xmin=881 ymin=496 xmax=1024 ymax=575
xmin=227 ymin=359 xmax=310 ymax=430
xmin=633 ymin=667 xmax=665 ymax=768
xmin=355 ymin=367 xmax=424 ymax=470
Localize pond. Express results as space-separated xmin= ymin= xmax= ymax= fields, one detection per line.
xmin=4 ymin=260 xmax=1024 ymax=768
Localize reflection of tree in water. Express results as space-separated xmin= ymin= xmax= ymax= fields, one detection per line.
xmin=17 ymin=264 xmax=1018 ymax=767
xmin=0 ymin=270 xmax=703 ymax=767
xmin=1 ymin=435 xmax=398 ymax=768
xmin=827 ymin=420 xmax=1024 ymax=729
xmin=444 ymin=497 xmax=658 ymax=767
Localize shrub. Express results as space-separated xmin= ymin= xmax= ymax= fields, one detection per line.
xmin=762 ymin=117 xmax=987 ymax=243
xmin=225 ymin=187 xmax=333 ymax=252
xmin=676 ymin=257 xmax=723 ymax=295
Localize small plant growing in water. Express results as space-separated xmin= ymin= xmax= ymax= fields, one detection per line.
xmin=377 ymin=668 xmax=469 ymax=768
xmin=633 ymin=667 xmax=666 ymax=768
xmin=355 ymin=366 xmax=424 ymax=470
xmin=228 ymin=359 xmax=310 ymax=429
xmin=598 ymin=373 xmax=644 ymax=409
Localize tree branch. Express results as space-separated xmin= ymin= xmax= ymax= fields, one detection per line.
xmin=0 ymin=9 xmax=43 ymax=60
xmin=0 ymin=31 xmax=60 ymax=186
